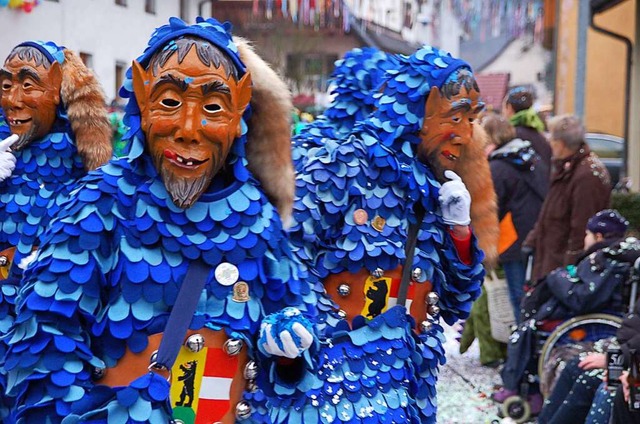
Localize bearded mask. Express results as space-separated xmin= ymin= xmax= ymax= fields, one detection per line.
xmin=132 ymin=38 xmax=251 ymax=209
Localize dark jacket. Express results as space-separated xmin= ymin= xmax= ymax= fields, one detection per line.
xmin=502 ymin=239 xmax=639 ymax=391
xmin=516 ymin=125 xmax=552 ymax=171
xmin=520 ymin=237 xmax=631 ymax=322
xmin=525 ymin=144 xmax=611 ymax=281
xmin=489 ymin=138 xmax=549 ymax=262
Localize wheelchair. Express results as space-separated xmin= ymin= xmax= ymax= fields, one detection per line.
xmin=500 ymin=256 xmax=640 ymax=423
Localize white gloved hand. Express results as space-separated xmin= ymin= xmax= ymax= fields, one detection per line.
xmin=18 ymin=250 xmax=38 ymax=271
xmin=438 ymin=170 xmax=471 ymax=226
xmin=0 ymin=134 xmax=18 ymax=183
xmin=259 ymin=308 xmax=315 ymax=359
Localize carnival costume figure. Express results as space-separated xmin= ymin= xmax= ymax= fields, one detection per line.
xmin=284 ymin=46 xmax=498 ymax=423
xmin=0 ymin=40 xmax=112 ymax=420
xmin=4 ymin=17 xmax=317 ymax=424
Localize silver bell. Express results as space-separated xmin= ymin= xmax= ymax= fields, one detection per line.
xmin=337 ymin=309 xmax=347 ymax=319
xmin=223 ymin=338 xmax=244 ymax=356
xmin=426 ymin=292 xmax=440 ymax=305
xmin=91 ymin=366 xmax=106 ymax=381
xmin=428 ymin=305 xmax=441 ymax=316
xmin=420 ymin=320 xmax=432 ymax=333
xmin=371 ymin=268 xmax=384 ymax=278
xmin=0 ymin=256 xmax=8 ymax=267
xmin=244 ymin=360 xmax=259 ymax=380
xmin=411 ymin=267 xmax=423 ymax=281
xmin=185 ymin=333 xmax=205 ymax=353
xmin=247 ymin=380 xmax=259 ymax=393
xmin=337 ymin=284 xmax=351 ymax=297
xmin=235 ymin=400 xmax=252 ymax=420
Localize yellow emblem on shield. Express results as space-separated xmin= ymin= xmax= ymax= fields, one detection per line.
xmin=361 ymin=275 xmax=392 ymax=319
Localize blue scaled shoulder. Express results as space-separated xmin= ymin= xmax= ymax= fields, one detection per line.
xmin=291 ymin=47 xmax=396 ymax=170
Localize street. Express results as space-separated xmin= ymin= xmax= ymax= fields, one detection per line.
xmin=438 ymin=323 xmax=512 ymax=424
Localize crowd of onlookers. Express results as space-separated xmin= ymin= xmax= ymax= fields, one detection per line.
xmin=459 ymin=87 xmax=640 ymax=423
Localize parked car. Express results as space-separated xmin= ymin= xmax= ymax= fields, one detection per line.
xmin=585 ymin=132 xmax=624 ymax=189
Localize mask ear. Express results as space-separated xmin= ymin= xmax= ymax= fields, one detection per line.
xmin=48 ymin=61 xmax=62 ymax=104
xmin=424 ymin=86 xmax=444 ymax=120
xmin=236 ymin=72 xmax=252 ymax=115
xmin=132 ymin=60 xmax=150 ymax=113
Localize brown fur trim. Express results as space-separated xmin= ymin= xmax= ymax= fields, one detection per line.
xmin=454 ymin=124 xmax=499 ymax=266
xmin=234 ymin=36 xmax=294 ymax=226
xmin=61 ymin=50 xmax=112 ymax=170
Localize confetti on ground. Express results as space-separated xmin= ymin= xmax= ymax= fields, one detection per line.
xmin=437 ymin=322 xmax=520 ymax=424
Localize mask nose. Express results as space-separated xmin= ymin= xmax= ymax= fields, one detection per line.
xmin=174 ymin=102 xmax=200 ymax=145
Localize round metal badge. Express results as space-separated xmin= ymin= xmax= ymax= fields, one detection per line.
xmin=215 ymin=262 xmax=239 ymax=286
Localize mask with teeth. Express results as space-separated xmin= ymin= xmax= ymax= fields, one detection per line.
xmin=133 ymin=36 xmax=251 ymax=209
xmin=0 ymin=50 xmax=62 ymax=150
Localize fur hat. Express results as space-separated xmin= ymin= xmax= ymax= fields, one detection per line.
xmin=587 ymin=209 xmax=628 ymax=237
xmin=14 ymin=41 xmax=112 ymax=170
xmin=234 ymin=36 xmax=294 ymax=226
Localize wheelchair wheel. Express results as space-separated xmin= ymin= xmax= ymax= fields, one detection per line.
xmin=537 ymin=313 xmax=622 ymax=386
xmin=501 ymin=396 xmax=531 ymax=423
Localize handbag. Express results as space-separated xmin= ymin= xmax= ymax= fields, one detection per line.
xmin=484 ymin=269 xmax=516 ymax=343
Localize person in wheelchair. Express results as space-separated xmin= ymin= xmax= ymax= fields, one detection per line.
xmin=493 ymin=209 xmax=635 ymax=416
xmin=538 ymin=274 xmax=640 ymax=424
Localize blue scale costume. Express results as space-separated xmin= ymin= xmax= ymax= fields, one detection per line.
xmin=0 ymin=41 xmax=91 ymax=422
xmin=4 ymin=18 xmax=316 ymax=424
xmin=283 ymin=46 xmax=486 ymax=423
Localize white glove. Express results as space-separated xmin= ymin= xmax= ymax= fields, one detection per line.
xmin=438 ymin=170 xmax=471 ymax=226
xmin=0 ymin=134 xmax=18 ymax=183
xmin=259 ymin=308 xmax=314 ymax=359
xmin=18 ymin=250 xmax=38 ymax=271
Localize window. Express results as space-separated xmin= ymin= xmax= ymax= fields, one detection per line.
xmin=115 ymin=0 xmax=126 ymax=6
xmin=145 ymin=0 xmax=156 ymax=14
xmin=115 ymin=61 xmax=126 ymax=100
xmin=79 ymin=52 xmax=93 ymax=69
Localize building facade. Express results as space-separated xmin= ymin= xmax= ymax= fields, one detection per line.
xmin=0 ymin=0 xmax=204 ymax=102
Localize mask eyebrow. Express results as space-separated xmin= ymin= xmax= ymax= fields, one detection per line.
xmin=444 ymin=99 xmax=471 ymax=116
xmin=202 ymin=80 xmax=230 ymax=96
xmin=151 ymin=73 xmax=188 ymax=95
xmin=17 ymin=67 xmax=41 ymax=82
xmin=0 ymin=69 xmax=12 ymax=81
xmin=473 ymin=102 xmax=486 ymax=114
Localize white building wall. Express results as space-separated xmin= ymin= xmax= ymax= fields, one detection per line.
xmin=344 ymin=0 xmax=460 ymax=55
xmin=0 ymin=0 xmax=203 ymax=101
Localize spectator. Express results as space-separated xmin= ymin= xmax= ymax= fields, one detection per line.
xmin=502 ymin=87 xmax=552 ymax=169
xmin=524 ymin=114 xmax=611 ymax=281
xmin=484 ymin=114 xmax=549 ymax=317
xmin=539 ymin=241 xmax=640 ymax=424
xmin=493 ymin=210 xmax=634 ymax=416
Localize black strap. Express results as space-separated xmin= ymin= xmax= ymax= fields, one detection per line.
xmin=154 ymin=259 xmax=210 ymax=371
xmin=396 ymin=205 xmax=425 ymax=307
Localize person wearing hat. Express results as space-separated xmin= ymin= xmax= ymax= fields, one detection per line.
xmin=3 ymin=17 xmax=317 ymax=423
xmin=287 ymin=45 xmax=497 ymax=422
xmin=495 ymin=209 xmax=636 ymax=417
xmin=0 ymin=40 xmax=112 ymax=421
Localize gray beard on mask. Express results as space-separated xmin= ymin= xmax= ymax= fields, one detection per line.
xmin=13 ymin=125 xmax=37 ymax=151
xmin=152 ymin=150 xmax=216 ymax=209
